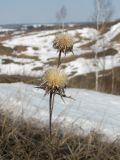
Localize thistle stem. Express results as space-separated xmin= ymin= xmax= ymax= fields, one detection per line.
xmin=58 ymin=51 xmax=61 ymax=67
xmin=49 ymin=91 xmax=55 ymax=138
xmin=51 ymin=92 xmax=55 ymax=114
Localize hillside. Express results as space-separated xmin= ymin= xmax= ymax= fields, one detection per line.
xmin=1 ymin=82 xmax=120 ymax=138
xmin=0 ymin=23 xmax=120 ymax=159
xmin=0 ymin=22 xmax=120 ymax=94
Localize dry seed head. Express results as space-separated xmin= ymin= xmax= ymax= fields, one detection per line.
xmin=42 ymin=67 xmax=67 ymax=88
xmin=53 ymin=34 xmax=73 ymax=53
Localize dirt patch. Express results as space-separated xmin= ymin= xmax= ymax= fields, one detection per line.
xmin=2 ymin=59 xmax=23 ymax=65
xmin=0 ymin=44 xmax=13 ymax=56
xmin=111 ymin=33 xmax=120 ymax=43
xmin=2 ymin=59 xmax=14 ymax=64
xmin=13 ymin=54 xmax=39 ymax=60
xmin=97 ymin=48 xmax=117 ymax=57
xmin=13 ymin=45 xmax=27 ymax=52
xmin=47 ymin=48 xmax=117 ymax=66
xmin=0 ymin=44 xmax=39 ymax=61
xmin=68 ymin=66 xmax=120 ymax=95
xmin=32 ymin=47 xmax=39 ymax=51
xmin=0 ymin=33 xmax=12 ymax=42
xmin=80 ymin=40 xmax=96 ymax=49
xmin=74 ymin=32 xmax=81 ymax=39
xmin=79 ymin=48 xmax=117 ymax=59
xmin=47 ymin=55 xmax=80 ymax=65
xmin=0 ymin=74 xmax=40 ymax=85
xmin=68 ymin=72 xmax=95 ymax=90
xmin=0 ymin=66 xmax=119 ymax=95
xmin=32 ymin=66 xmax=43 ymax=71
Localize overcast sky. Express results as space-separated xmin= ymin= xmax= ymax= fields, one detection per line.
xmin=0 ymin=0 xmax=119 ymax=24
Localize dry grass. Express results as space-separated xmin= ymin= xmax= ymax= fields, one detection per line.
xmin=47 ymin=55 xmax=80 ymax=65
xmin=0 ymin=44 xmax=13 ymax=56
xmin=32 ymin=66 xmax=43 ymax=71
xmin=76 ymin=48 xmax=117 ymax=59
xmin=2 ymin=58 xmax=23 ymax=65
xmin=0 ymin=33 xmax=12 ymax=42
xmin=47 ymin=48 xmax=117 ymax=66
xmin=32 ymin=46 xmax=39 ymax=51
xmin=68 ymin=66 xmax=120 ymax=95
xmin=13 ymin=45 xmax=27 ymax=52
xmin=0 ymin=44 xmax=116 ymax=65
xmin=0 ymin=44 xmax=39 ymax=61
xmin=111 ymin=33 xmax=120 ymax=43
xmin=0 ymin=65 xmax=120 ymax=95
xmin=81 ymin=48 xmax=117 ymax=59
xmin=0 ymin=109 xmax=120 ymax=159
xmin=13 ymin=54 xmax=39 ymax=61
xmin=0 ymin=74 xmax=41 ymax=85
xmin=80 ymin=40 xmax=96 ymax=49
xmin=74 ymin=31 xmax=81 ymax=39
xmin=96 ymin=48 xmax=117 ymax=57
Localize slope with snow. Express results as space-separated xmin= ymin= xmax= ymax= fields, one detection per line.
xmin=0 ymin=82 xmax=120 ymax=138
xmin=0 ymin=24 xmax=119 ymax=76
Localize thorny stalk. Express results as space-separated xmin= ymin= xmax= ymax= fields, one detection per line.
xmin=39 ymin=33 xmax=74 ymax=138
xmin=58 ymin=51 xmax=61 ymax=67
xmin=49 ymin=91 xmax=55 ymax=137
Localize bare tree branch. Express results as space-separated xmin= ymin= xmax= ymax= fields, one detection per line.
xmin=56 ymin=5 xmax=67 ymax=29
xmin=92 ymin=0 xmax=114 ymax=32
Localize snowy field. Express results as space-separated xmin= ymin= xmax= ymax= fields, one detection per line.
xmin=0 ymin=82 xmax=120 ymax=139
xmin=0 ymin=23 xmax=120 ymax=139
xmin=0 ymin=22 xmax=120 ymax=77
xmin=0 ymin=28 xmax=15 ymax=33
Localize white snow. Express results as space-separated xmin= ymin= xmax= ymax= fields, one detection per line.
xmin=1 ymin=54 xmax=118 ymax=77
xmin=105 ymin=22 xmax=120 ymax=41
xmin=0 ymin=28 xmax=15 ymax=32
xmin=3 ymin=30 xmax=60 ymax=48
xmin=64 ymin=54 xmax=120 ymax=77
xmin=0 ymin=23 xmax=119 ymax=77
xmin=0 ymin=24 xmax=120 ymax=138
xmin=78 ymin=28 xmax=98 ymax=40
xmin=0 ymin=61 xmax=44 ymax=77
xmin=92 ymin=22 xmax=120 ymax=52
xmin=0 ymin=82 xmax=120 ymax=139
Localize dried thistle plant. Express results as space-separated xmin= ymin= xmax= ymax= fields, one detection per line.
xmin=37 ymin=33 xmax=74 ymax=138
xmin=39 ymin=67 xmax=70 ymax=136
xmin=53 ymin=34 xmax=74 ymax=67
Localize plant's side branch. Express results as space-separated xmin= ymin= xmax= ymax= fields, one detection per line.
xmin=35 ymin=86 xmax=75 ymax=100
xmin=58 ymin=50 xmax=62 ymax=67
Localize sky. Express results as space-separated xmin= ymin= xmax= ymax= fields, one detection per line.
xmin=0 ymin=0 xmax=120 ymax=25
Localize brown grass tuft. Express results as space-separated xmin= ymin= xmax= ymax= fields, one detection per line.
xmin=0 ymin=109 xmax=120 ymax=159
xmin=13 ymin=45 xmax=27 ymax=52
xmin=111 ymin=33 xmax=120 ymax=43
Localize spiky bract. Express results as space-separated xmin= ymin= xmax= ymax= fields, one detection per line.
xmin=41 ymin=67 xmax=67 ymax=96
xmin=53 ymin=34 xmax=74 ymax=54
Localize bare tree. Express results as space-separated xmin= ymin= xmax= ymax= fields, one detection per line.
xmin=91 ymin=0 xmax=114 ymax=91
xmin=93 ymin=0 xmax=113 ymax=32
xmin=111 ymin=56 xmax=114 ymax=94
xmin=56 ymin=11 xmax=62 ymax=22
xmin=56 ymin=5 xmax=67 ymax=29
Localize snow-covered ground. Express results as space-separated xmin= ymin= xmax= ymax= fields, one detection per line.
xmin=0 ymin=23 xmax=120 ymax=77
xmin=0 ymin=23 xmax=120 ymax=143
xmin=0 ymin=27 xmax=15 ymax=33
xmin=0 ymin=82 xmax=120 ymax=139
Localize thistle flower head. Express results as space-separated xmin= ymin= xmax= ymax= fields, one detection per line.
xmin=53 ymin=34 xmax=74 ymax=54
xmin=42 ymin=67 xmax=67 ymax=89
